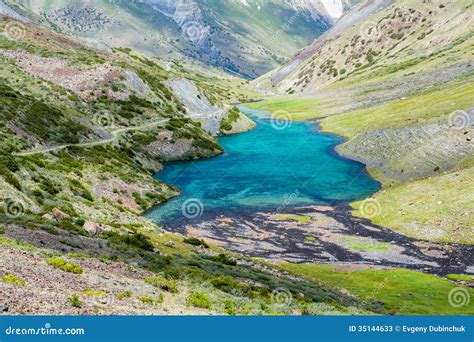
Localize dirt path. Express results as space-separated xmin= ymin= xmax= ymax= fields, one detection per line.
xmin=13 ymin=119 xmax=169 ymax=156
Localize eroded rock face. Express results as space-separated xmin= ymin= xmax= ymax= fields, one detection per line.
xmin=339 ymin=118 xmax=474 ymax=182
xmin=166 ymin=78 xmax=256 ymax=136
xmin=140 ymin=0 xmax=203 ymax=26
xmin=147 ymin=134 xmax=195 ymax=160
xmin=286 ymin=0 xmax=344 ymax=22
xmin=166 ymin=78 xmax=223 ymax=135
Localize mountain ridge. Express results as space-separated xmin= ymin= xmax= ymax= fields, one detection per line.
xmin=3 ymin=0 xmax=358 ymax=78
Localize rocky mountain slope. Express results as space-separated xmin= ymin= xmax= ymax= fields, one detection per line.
xmin=3 ymin=0 xmax=352 ymax=78
xmin=0 ymin=14 xmax=382 ymax=316
xmin=1 ymin=1 xmax=471 ymax=317
xmin=253 ymin=0 xmax=392 ymax=88
xmin=247 ymin=0 xmax=474 ymax=244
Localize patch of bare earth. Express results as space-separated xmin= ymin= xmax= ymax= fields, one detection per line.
xmin=0 ymin=49 xmax=124 ymax=100
xmin=0 ymin=244 xmax=211 ymax=315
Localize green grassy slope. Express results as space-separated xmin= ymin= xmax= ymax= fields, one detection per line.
xmin=246 ymin=0 xmax=474 ymax=244
xmin=280 ymin=263 xmax=474 ymax=315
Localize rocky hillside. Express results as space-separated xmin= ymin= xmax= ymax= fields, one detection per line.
xmin=259 ymin=0 xmax=471 ymax=94
xmin=3 ymin=0 xmax=346 ymax=78
xmin=257 ymin=0 xmax=393 ymax=88
xmin=0 ymin=14 xmax=381 ymax=316
xmin=247 ymin=0 xmax=474 ymax=244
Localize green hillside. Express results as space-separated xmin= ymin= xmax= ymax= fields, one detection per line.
xmin=0 ymin=15 xmax=376 ymax=316
xmin=247 ymin=0 xmax=474 ymax=244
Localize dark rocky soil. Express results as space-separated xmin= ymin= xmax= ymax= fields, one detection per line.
xmin=162 ymin=205 xmax=474 ymax=276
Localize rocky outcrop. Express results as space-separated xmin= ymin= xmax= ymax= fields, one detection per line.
xmin=219 ymin=110 xmax=256 ymax=135
xmin=165 ymin=78 xmax=225 ymax=135
xmin=145 ymin=128 xmax=222 ymax=162
xmin=166 ymin=78 xmax=256 ymax=136
xmin=51 ymin=208 xmax=71 ymax=221
xmin=83 ymin=221 xmax=112 ymax=235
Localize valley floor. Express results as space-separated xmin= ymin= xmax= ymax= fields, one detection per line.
xmin=1 ymin=0 xmax=473 ymax=316
xmin=246 ymin=74 xmax=474 ymax=245
xmin=161 ymin=205 xmax=473 ymax=276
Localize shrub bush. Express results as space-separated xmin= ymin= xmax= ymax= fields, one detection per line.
xmin=183 ymin=237 xmax=209 ymax=248
xmin=208 ymin=253 xmax=237 ymax=266
xmin=47 ymin=257 xmax=83 ymax=274
xmin=106 ymin=231 xmax=155 ymax=251
xmin=224 ymin=299 xmax=236 ymax=315
xmin=69 ymin=294 xmax=82 ymax=308
xmin=139 ymin=294 xmax=163 ymax=305
xmin=2 ymin=274 xmax=26 ymax=286
xmin=144 ymin=275 xmax=178 ymax=293
xmin=115 ymin=290 xmax=132 ymax=299
xmin=187 ymin=292 xmax=210 ymax=309
xmin=83 ymin=289 xmax=107 ymax=297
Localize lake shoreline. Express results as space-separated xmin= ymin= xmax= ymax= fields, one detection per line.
xmin=147 ymin=106 xmax=380 ymax=223
xmin=144 ymin=107 xmax=472 ymax=277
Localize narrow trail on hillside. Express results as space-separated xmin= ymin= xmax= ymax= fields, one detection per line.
xmin=13 ymin=119 xmax=170 ymax=157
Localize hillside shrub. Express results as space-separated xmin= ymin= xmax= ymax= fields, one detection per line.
xmin=47 ymin=257 xmax=83 ymax=274
xmin=187 ymin=292 xmax=210 ymax=309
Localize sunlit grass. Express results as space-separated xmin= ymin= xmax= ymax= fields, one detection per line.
xmin=273 ymin=214 xmax=312 ymax=224
xmin=280 ymin=263 xmax=474 ymax=315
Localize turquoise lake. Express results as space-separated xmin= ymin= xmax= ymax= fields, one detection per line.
xmin=146 ymin=107 xmax=380 ymax=225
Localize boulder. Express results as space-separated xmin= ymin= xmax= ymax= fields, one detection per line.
xmin=83 ymin=221 xmax=113 ymax=235
xmin=83 ymin=221 xmax=100 ymax=235
xmin=51 ymin=208 xmax=70 ymax=221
